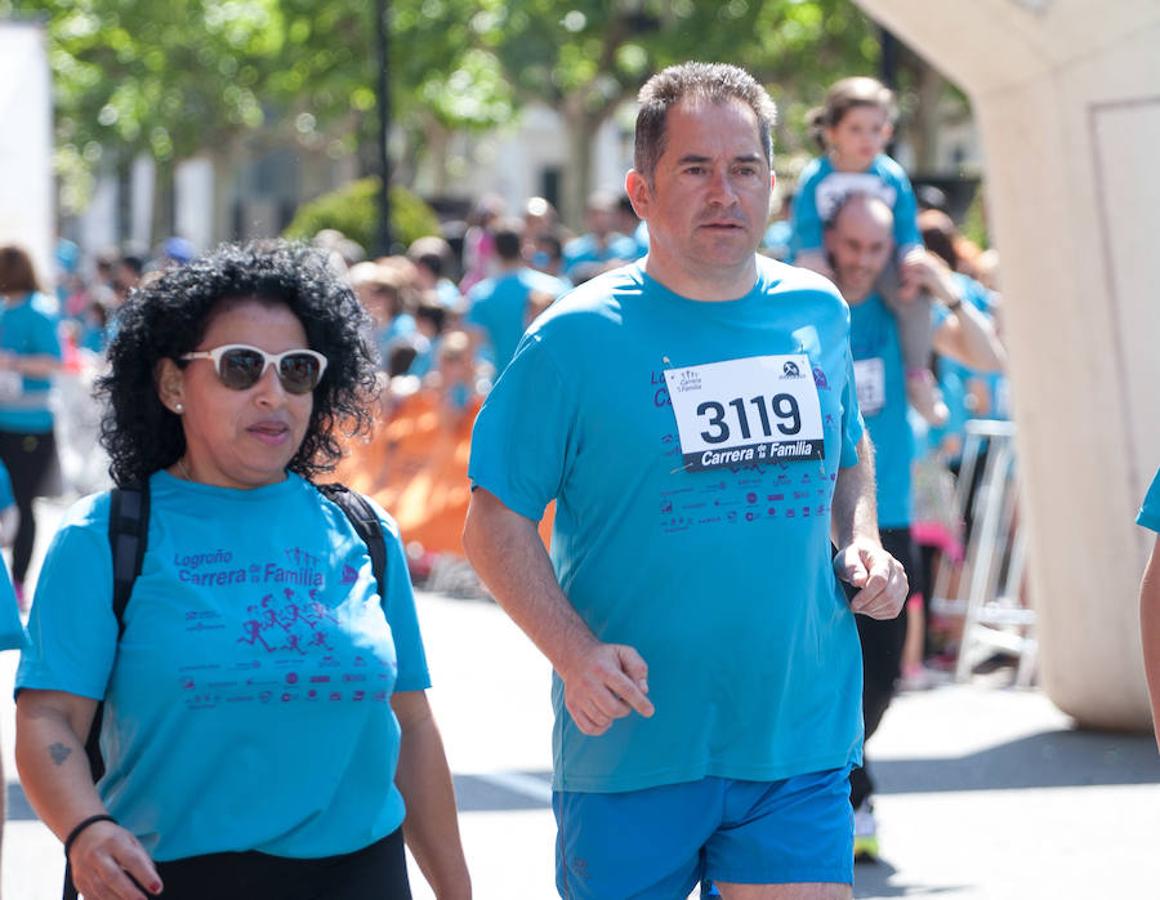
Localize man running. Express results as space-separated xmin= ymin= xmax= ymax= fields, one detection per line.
xmin=464 ymin=62 xmax=906 ymax=899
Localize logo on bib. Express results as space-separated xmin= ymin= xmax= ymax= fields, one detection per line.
xmin=673 ymin=368 xmax=702 ymax=394
xmin=782 ymin=361 xmax=801 ymax=378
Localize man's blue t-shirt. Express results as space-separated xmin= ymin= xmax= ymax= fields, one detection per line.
xmin=16 ymin=472 xmax=430 ymax=860
xmin=849 ymin=291 xmax=913 ymax=530
xmin=1138 ymin=468 xmax=1160 ymax=532
xmin=469 ymin=258 xmax=866 ymax=793
xmin=791 ymin=154 xmax=921 ymax=259
xmin=466 ymin=268 xmax=568 ymax=374
xmin=0 ymin=292 xmax=62 ymax=433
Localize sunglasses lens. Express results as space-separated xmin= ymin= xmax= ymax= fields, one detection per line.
xmin=278 ymin=353 xmax=322 ymax=394
xmin=218 ymin=348 xmax=266 ymax=390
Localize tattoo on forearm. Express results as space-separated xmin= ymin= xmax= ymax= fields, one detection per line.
xmin=48 ymin=743 xmax=72 ymax=766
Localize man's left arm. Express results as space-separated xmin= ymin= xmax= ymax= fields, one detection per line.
xmin=830 ymin=434 xmax=909 ymax=619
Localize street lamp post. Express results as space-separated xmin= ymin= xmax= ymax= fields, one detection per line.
xmin=374 ymin=0 xmax=392 ymax=255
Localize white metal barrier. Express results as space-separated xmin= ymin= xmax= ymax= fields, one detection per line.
xmin=929 ymin=420 xmax=1037 ymax=686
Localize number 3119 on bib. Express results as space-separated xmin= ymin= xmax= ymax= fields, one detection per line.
xmin=664 ymin=354 xmax=827 ymax=472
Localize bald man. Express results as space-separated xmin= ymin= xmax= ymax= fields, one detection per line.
xmin=825 ymin=192 xmax=1005 ymax=860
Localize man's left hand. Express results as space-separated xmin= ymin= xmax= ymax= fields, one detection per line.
xmin=834 ymin=538 xmax=908 ymax=619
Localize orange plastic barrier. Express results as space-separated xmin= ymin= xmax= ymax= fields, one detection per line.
xmin=335 ymin=390 xmax=552 ymax=556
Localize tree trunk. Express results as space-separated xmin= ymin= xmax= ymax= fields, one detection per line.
xmin=562 ymin=103 xmax=606 ymax=231
xmin=209 ymin=141 xmax=238 ymax=243
xmin=150 ymin=158 xmax=176 ymax=249
xmin=115 ymin=154 xmax=133 ymax=246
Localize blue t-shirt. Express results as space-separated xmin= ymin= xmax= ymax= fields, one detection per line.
xmin=939 ymin=274 xmax=1009 ymax=422
xmin=791 ymin=154 xmax=921 ymax=258
xmin=16 ymin=471 xmax=430 ymax=861
xmin=0 ymin=291 xmax=62 ymax=433
xmin=466 ymin=268 xmax=568 ymax=374
xmin=1138 ymin=468 xmax=1160 ymax=533
xmin=849 ymin=292 xmax=914 ymax=529
xmin=0 ymin=560 xmax=25 ymax=652
xmin=469 ymin=258 xmax=866 ymax=793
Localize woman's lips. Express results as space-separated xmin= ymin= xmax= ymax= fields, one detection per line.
xmin=247 ymin=421 xmax=291 ymax=445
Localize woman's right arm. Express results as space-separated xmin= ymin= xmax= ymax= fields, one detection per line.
xmin=16 ymin=689 xmax=162 ymax=900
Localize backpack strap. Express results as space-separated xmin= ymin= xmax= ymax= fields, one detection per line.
xmin=317 ymin=482 xmax=388 ymax=600
xmin=108 ymin=484 xmax=150 ymax=636
xmin=67 ymin=484 xmax=151 ymax=899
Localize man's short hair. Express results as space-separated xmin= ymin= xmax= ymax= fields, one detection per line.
xmin=493 ymin=219 xmax=525 ymax=262
xmin=634 ymin=62 xmax=777 ymax=184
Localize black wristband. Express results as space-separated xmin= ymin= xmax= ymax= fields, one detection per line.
xmin=64 ymin=814 xmax=117 ymax=859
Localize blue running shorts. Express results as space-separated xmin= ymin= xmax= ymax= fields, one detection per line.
xmin=553 ymin=766 xmax=854 ymax=899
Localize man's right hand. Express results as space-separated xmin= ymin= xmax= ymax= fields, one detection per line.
xmin=559 ymin=643 xmax=655 ymax=736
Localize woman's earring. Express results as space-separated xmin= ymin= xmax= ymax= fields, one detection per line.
xmin=174 ymin=402 xmax=184 ymax=414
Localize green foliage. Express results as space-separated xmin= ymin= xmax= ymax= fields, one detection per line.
xmin=282 ymin=178 xmax=440 ymax=253
xmin=12 ymin=0 xmax=887 ymax=218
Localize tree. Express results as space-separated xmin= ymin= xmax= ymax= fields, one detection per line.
xmin=467 ymin=0 xmax=881 ymax=224
xmin=11 ymin=0 xmax=888 ymax=240
xmin=11 ymin=0 xmax=288 ymax=243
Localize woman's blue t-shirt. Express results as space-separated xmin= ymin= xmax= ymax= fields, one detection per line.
xmin=0 ymin=291 xmax=62 ymax=433
xmin=16 ymin=471 xmax=430 ymax=860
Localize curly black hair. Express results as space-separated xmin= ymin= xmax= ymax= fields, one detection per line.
xmin=98 ymin=241 xmax=380 ymax=487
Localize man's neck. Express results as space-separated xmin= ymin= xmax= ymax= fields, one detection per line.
xmin=839 ymin=283 xmax=871 ymax=306
xmin=644 ymin=250 xmax=759 ymax=303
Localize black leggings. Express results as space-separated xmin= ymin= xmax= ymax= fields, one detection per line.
xmin=0 ymin=429 xmax=58 ymax=583
xmin=148 ymin=829 xmax=412 ymax=900
xmin=844 ymin=527 xmax=920 ymax=809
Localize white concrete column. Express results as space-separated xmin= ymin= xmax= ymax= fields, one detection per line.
xmin=854 ymin=0 xmax=1160 ymax=729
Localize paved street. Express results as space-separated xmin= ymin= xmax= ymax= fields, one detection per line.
xmin=4 ymin=501 xmax=1160 ymax=898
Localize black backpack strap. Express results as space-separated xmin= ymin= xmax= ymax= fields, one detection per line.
xmin=317 ymin=482 xmax=388 ymax=600
xmin=108 ymin=484 xmax=150 ymax=635
xmin=67 ymin=484 xmax=151 ymax=899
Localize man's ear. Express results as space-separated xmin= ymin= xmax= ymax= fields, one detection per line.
xmin=155 ymin=358 xmax=185 ymax=414
xmin=625 ymin=169 xmax=651 ymax=221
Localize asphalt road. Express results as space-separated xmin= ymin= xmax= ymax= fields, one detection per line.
xmin=4 ymin=499 xmax=1159 ymax=898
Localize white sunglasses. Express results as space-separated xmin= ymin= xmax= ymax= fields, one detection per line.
xmin=180 ymin=344 xmax=328 ymax=395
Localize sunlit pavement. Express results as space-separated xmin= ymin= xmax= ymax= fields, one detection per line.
xmin=5 ymin=499 xmax=1159 ymax=898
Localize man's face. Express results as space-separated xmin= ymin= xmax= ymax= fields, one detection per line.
xmin=629 ymin=98 xmax=772 ymax=275
xmin=825 ymin=199 xmax=894 ymax=300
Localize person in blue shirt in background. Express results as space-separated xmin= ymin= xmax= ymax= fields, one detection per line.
xmin=827 ymin=192 xmax=1004 ymax=861
xmin=465 ymin=62 xmax=907 ymax=900
xmin=792 ymin=77 xmax=946 ymax=427
xmin=562 ymin=191 xmax=641 ymax=284
xmin=1136 ymin=469 xmax=1160 ymax=749
xmin=465 ymin=219 xmax=569 ymax=375
xmin=0 ymin=244 xmax=63 ymax=610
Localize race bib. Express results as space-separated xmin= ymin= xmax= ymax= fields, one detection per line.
xmin=852 ymin=357 xmax=885 ymax=417
xmin=664 ymin=354 xmax=825 ymax=472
